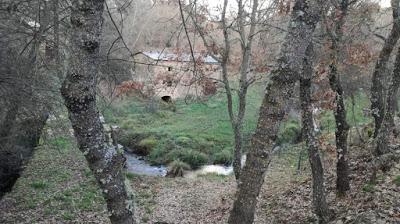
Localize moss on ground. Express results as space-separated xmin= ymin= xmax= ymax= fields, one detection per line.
xmin=0 ymin=125 xmax=109 ymax=223
xmin=103 ymin=83 xmax=265 ymax=167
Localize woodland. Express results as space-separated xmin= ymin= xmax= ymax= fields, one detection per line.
xmin=0 ymin=0 xmax=399 ymax=223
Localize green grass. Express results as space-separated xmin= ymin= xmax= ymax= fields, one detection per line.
xmin=103 ymin=83 xmax=265 ymax=167
xmin=320 ymin=92 xmax=372 ymax=133
xmin=394 ymin=176 xmax=400 ymax=186
xmin=126 ymin=172 xmax=139 ymax=180
xmin=4 ymin=119 xmax=108 ymax=223
xmin=362 ymin=182 xmax=375 ymax=193
xmin=103 ymin=85 xmax=373 ymax=168
xmin=30 ymin=180 xmax=48 ymax=190
xmin=47 ymin=136 xmax=73 ymax=151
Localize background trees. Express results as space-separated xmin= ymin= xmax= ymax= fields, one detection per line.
xmin=0 ymin=0 xmax=61 ymax=198
xmin=1 ymin=1 xmax=400 ymax=224
xmin=228 ymin=0 xmax=323 ymax=222
xmin=60 ymin=0 xmax=134 ymax=223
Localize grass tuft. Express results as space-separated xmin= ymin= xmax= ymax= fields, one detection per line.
xmin=31 ymin=180 xmax=48 ymax=189
xmin=394 ymin=176 xmax=400 ymax=186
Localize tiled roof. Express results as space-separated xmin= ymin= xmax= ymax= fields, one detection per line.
xmin=142 ymin=51 xmax=219 ymax=64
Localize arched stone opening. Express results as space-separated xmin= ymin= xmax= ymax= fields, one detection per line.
xmin=161 ymin=95 xmax=172 ymax=103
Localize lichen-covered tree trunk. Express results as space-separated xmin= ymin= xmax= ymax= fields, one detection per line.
xmin=326 ymin=0 xmax=350 ymax=195
xmin=61 ymin=1 xmax=134 ymax=223
xmin=376 ymin=46 xmax=400 ymax=155
xmin=329 ymin=65 xmax=350 ymax=194
xmin=228 ymin=1 xmax=322 ymax=223
xmin=370 ymin=0 xmax=400 ymax=137
xmin=232 ymin=124 xmax=243 ymax=179
xmin=300 ymin=44 xmax=330 ymax=223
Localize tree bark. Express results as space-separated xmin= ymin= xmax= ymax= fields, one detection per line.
xmin=370 ymin=0 xmax=400 ymax=137
xmin=231 ymin=0 xmax=258 ymax=180
xmin=300 ymin=44 xmax=330 ymax=223
xmin=376 ymin=46 xmax=400 ymax=155
xmin=61 ymin=1 xmax=135 ymax=223
xmin=228 ymin=1 xmax=322 ymax=223
xmin=0 ymin=102 xmax=19 ymax=141
xmin=326 ymin=0 xmax=350 ymax=195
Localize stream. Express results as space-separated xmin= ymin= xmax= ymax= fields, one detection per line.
xmin=124 ymin=152 xmax=237 ymax=178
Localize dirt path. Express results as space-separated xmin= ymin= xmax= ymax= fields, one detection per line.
xmin=131 ymin=149 xmax=306 ymax=224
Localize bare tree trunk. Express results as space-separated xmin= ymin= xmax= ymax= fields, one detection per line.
xmin=228 ymin=1 xmax=322 ymax=223
xmin=61 ymin=1 xmax=135 ymax=223
xmin=232 ymin=124 xmax=243 ymax=179
xmin=0 ymin=102 xmax=19 ymax=141
xmin=52 ymin=0 xmax=62 ymax=81
xmin=325 ymin=0 xmax=351 ymax=195
xmin=376 ymin=46 xmax=400 ymax=155
xmin=300 ymin=44 xmax=330 ymax=223
xmin=371 ymin=0 xmax=400 ymax=137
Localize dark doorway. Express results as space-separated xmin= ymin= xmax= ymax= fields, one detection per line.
xmin=161 ymin=95 xmax=172 ymax=103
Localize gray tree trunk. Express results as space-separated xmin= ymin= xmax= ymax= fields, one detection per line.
xmin=228 ymin=1 xmax=322 ymax=223
xmin=300 ymin=44 xmax=330 ymax=223
xmin=61 ymin=1 xmax=135 ymax=223
xmin=376 ymin=46 xmax=400 ymax=155
xmin=370 ymin=0 xmax=400 ymax=137
xmin=326 ymin=0 xmax=350 ymax=195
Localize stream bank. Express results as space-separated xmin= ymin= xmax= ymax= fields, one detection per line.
xmin=124 ymin=151 xmax=237 ymax=178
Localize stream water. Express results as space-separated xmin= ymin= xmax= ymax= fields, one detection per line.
xmin=124 ymin=152 xmax=237 ymax=178
xmin=125 ymin=152 xmax=167 ymax=176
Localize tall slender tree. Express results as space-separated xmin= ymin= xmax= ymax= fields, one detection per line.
xmin=228 ymin=0 xmax=322 ymax=223
xmin=370 ymin=0 xmax=400 ymax=138
xmin=61 ymin=1 xmax=135 ymax=223
xmin=324 ymin=0 xmax=353 ymax=195
xmin=300 ymin=43 xmax=330 ymax=223
xmin=186 ymin=0 xmax=260 ymax=179
xmin=376 ymin=46 xmax=400 ymax=155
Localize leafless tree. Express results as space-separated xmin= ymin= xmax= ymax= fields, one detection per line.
xmin=60 ymin=0 xmax=135 ymax=223
xmin=323 ymin=0 xmax=355 ymax=196
xmin=370 ymin=0 xmax=400 ymax=139
xmin=228 ymin=0 xmax=323 ymax=223
xmin=183 ymin=0 xmax=263 ymax=180
xmin=300 ymin=43 xmax=331 ymax=223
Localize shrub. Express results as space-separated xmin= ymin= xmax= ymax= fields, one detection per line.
xmin=167 ymin=160 xmax=191 ymax=177
xmin=277 ymin=118 xmax=302 ymax=144
xmin=138 ymin=136 xmax=158 ymax=154
xmin=148 ymin=138 xmax=177 ymax=164
xmin=180 ymin=149 xmax=208 ymax=168
xmin=164 ymin=148 xmax=208 ymax=168
xmin=214 ymin=149 xmax=233 ymax=165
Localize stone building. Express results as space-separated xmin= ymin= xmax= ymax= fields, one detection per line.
xmin=135 ymin=50 xmax=221 ymax=99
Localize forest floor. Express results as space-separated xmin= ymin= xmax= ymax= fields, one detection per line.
xmin=0 ymin=135 xmax=399 ymax=223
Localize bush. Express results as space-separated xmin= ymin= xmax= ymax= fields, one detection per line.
xmin=148 ymin=139 xmax=176 ymax=165
xmin=214 ymin=149 xmax=233 ymax=165
xmin=164 ymin=148 xmax=208 ymax=168
xmin=137 ymin=136 xmax=158 ymax=154
xmin=167 ymin=159 xmax=191 ymax=177
xmin=181 ymin=150 xmax=208 ymax=168
xmin=277 ymin=118 xmax=302 ymax=144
